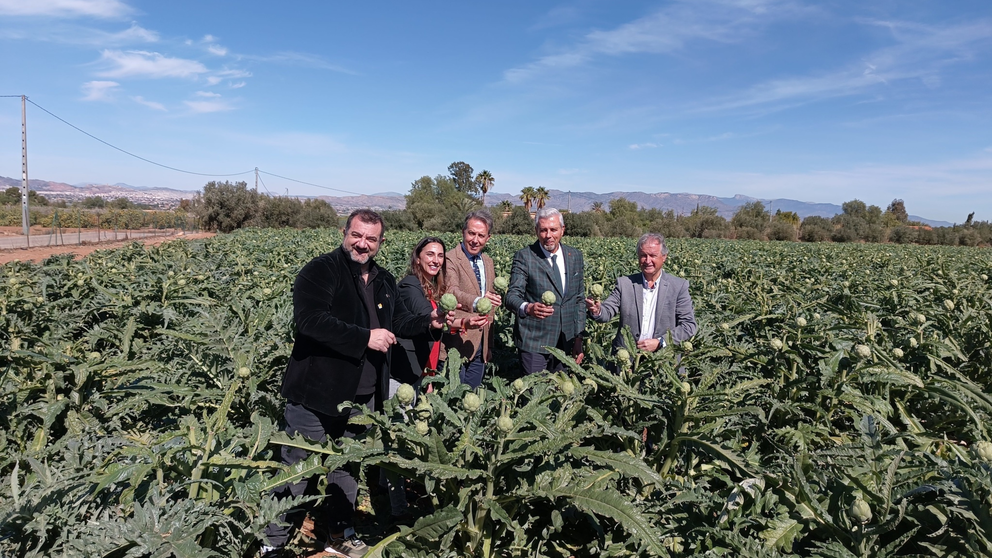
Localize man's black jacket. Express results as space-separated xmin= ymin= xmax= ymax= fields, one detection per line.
xmin=282 ymin=246 xmax=431 ymax=416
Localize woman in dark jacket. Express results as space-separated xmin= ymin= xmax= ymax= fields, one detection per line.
xmin=384 ymin=237 xmax=485 ymax=523
xmin=391 ymin=236 xmax=448 ymax=384
xmin=392 ymin=236 xmax=488 ymax=384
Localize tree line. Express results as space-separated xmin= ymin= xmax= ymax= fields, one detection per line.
xmin=18 ymin=165 xmax=985 ymax=247
xmin=379 ymin=163 xmax=991 ymax=247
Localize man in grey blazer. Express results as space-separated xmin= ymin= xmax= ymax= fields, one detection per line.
xmin=505 ymin=207 xmax=585 ymax=374
xmin=586 ymin=232 xmax=697 ymax=353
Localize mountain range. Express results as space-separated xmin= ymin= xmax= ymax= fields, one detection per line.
xmin=0 ymin=176 xmax=953 ymax=227
xmin=318 ymin=189 xmax=952 ymax=227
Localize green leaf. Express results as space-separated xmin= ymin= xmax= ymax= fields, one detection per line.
xmin=761 ymin=517 xmax=804 ymax=553
xmin=568 ymin=446 xmax=663 ymax=487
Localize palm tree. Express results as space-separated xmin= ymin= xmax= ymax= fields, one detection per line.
xmin=534 ymin=187 xmax=550 ymax=210
xmin=520 ymin=187 xmax=536 ymax=213
xmin=476 ymin=170 xmax=495 ymax=206
xmin=591 ymin=201 xmax=604 ymax=213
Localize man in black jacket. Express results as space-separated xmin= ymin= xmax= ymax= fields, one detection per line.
xmin=263 ymin=209 xmax=446 ymax=558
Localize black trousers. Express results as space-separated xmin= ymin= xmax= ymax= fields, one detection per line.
xmin=263 ymin=394 xmax=374 ymax=547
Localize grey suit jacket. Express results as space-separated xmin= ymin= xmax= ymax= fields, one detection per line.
xmin=504 ymin=241 xmax=585 ymax=354
xmin=593 ymin=271 xmax=697 ymax=351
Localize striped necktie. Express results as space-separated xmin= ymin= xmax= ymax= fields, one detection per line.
xmin=471 ymin=256 xmax=482 ymax=291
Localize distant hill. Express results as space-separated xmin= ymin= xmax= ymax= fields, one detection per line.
xmin=1 ymin=176 xmax=953 ymax=226
xmin=0 ymin=176 xmax=195 ymax=209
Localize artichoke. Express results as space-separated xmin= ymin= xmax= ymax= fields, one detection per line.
xmin=237 ymin=366 xmax=251 ymax=378
xmin=512 ymin=378 xmax=526 ymax=393
xmin=770 ymin=338 xmax=784 ymax=351
xmin=414 ymin=398 xmax=433 ymax=419
xmin=493 ymin=276 xmax=509 ymax=294
xmin=849 ymin=498 xmax=872 ymax=524
xmin=616 ymin=348 xmax=631 ymax=362
xmin=497 ymin=415 xmax=514 ymax=434
xmin=973 ymin=440 xmax=992 ymax=462
xmin=796 ymin=316 xmax=807 ymax=327
xmin=560 ymin=380 xmax=575 ymax=396
xmin=395 ymin=383 xmax=416 ymax=406
xmin=439 ymin=293 xmax=458 ymax=312
xmin=892 ymin=347 xmax=904 ymax=359
xmin=541 ymin=291 xmax=556 ymax=305
xmin=854 ymin=344 xmax=871 ymax=359
xmin=589 ymin=284 xmax=604 ymax=301
xmin=415 ymin=420 xmax=430 ymax=436
xmin=463 ymin=392 xmax=481 ymax=413
xmin=474 ymin=297 xmax=492 ymax=315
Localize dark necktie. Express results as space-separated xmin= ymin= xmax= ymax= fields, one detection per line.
xmin=550 ymin=254 xmax=563 ymax=293
xmin=471 ymin=256 xmax=482 ymax=292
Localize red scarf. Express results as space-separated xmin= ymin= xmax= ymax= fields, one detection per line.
xmin=426 ymin=298 xmax=441 ymax=373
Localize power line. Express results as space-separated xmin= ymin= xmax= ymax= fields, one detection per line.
xmin=256 ymin=173 xmax=271 ymax=195
xmin=24 ymin=97 xmax=254 ymax=178
xmin=258 ymin=169 xmax=363 ymax=196
xmin=7 ymin=95 xmax=369 ymax=199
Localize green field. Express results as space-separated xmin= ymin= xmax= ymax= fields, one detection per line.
xmin=2 ymin=229 xmax=991 ymax=557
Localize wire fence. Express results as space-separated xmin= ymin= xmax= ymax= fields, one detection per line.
xmin=0 ymin=208 xmax=200 ymax=250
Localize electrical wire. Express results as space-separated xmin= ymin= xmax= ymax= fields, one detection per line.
xmin=256 ymin=173 xmax=271 ymax=195
xmin=25 ymin=98 xmax=254 ymax=178
xmin=258 ymin=170 xmax=363 ymax=196
xmin=7 ymin=96 xmax=377 ymax=200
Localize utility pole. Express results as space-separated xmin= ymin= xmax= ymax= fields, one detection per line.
xmin=21 ymin=95 xmax=30 ymax=245
xmin=254 ymin=167 xmax=259 ymax=191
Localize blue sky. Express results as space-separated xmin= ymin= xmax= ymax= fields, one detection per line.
xmin=1 ymin=0 xmax=990 ymax=222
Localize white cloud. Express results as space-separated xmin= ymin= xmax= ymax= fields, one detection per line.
xmin=628 ymin=143 xmax=659 ymax=150
xmin=505 ymin=0 xmax=808 ymax=83
xmin=81 ymin=80 xmax=118 ymax=101
xmin=184 ymin=99 xmax=234 ymax=113
xmin=229 ymin=81 xmax=246 ymax=89
xmin=207 ymin=44 xmax=228 ymax=56
xmin=215 ymin=68 xmax=252 ymax=79
xmin=0 ymin=0 xmax=132 ymax=18
xmin=0 ymin=21 xmax=158 ymax=46
xmin=194 ymin=91 xmax=221 ymax=98
xmin=112 ymin=22 xmax=158 ymax=43
xmin=244 ymin=51 xmax=356 ymax=74
xmin=96 ymin=49 xmax=208 ymax=79
xmin=132 ymin=95 xmax=166 ymax=111
xmin=205 ymin=76 xmax=222 ymax=85
xmin=691 ymin=19 xmax=992 ymax=114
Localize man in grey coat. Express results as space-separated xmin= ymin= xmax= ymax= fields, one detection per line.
xmin=586 ymin=233 xmax=697 ymax=352
xmin=505 ymin=207 xmax=585 ymax=374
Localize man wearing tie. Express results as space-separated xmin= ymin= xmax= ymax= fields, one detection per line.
xmin=444 ymin=210 xmax=500 ymax=388
xmin=585 ymin=232 xmax=697 ymax=354
xmin=505 ymin=207 xmax=585 ymax=375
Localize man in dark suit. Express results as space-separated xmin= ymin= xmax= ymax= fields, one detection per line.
xmin=505 ymin=207 xmax=585 ymax=375
xmin=586 ymin=232 xmax=697 ymax=353
xmin=444 ymin=210 xmax=500 ymax=388
xmin=263 ymin=209 xmax=447 ymax=558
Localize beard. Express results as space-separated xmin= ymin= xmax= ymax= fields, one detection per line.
xmin=344 ymin=244 xmax=373 ymax=264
